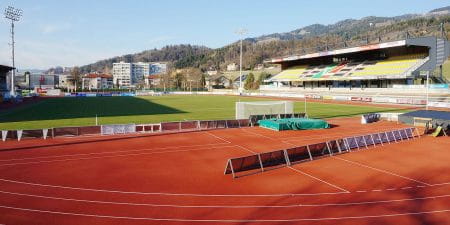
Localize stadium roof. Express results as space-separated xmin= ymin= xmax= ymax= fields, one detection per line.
xmin=267 ymin=40 xmax=407 ymax=63
xmin=0 ymin=65 xmax=15 ymax=74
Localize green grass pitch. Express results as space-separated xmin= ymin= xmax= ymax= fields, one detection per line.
xmin=0 ymin=95 xmax=405 ymax=130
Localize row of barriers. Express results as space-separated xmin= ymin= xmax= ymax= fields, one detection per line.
xmin=224 ymin=127 xmax=420 ymax=178
xmin=1 ymin=119 xmax=251 ymax=142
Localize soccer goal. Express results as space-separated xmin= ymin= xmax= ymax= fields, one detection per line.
xmin=236 ymin=101 xmax=294 ymax=120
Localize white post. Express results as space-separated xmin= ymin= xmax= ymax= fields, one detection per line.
xmin=10 ymin=22 xmax=16 ymax=97
xmin=304 ymin=95 xmax=307 ymax=115
xmin=235 ymin=29 xmax=247 ymax=94
xmin=239 ymin=38 xmax=243 ymax=92
xmin=95 ymin=114 xmax=98 ymax=126
xmin=426 ymin=71 xmax=429 ymax=110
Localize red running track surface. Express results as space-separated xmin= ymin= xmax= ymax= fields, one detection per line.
xmin=0 ymin=117 xmax=449 ymax=225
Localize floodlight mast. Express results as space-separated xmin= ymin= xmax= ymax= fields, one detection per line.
xmin=235 ymin=28 xmax=247 ymax=93
xmin=4 ymin=6 xmax=23 ymax=97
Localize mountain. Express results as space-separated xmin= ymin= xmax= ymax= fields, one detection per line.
xmin=429 ymin=6 xmax=450 ymax=13
xmin=79 ymin=6 xmax=450 ymax=74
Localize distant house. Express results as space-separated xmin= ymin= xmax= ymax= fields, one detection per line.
xmin=145 ymin=74 xmax=162 ymax=87
xmin=206 ymin=70 xmax=218 ymax=76
xmin=209 ymin=75 xmax=231 ymax=89
xmin=227 ymin=63 xmax=238 ymax=71
xmin=233 ymin=74 xmax=248 ymax=88
xmin=82 ymin=73 xmax=113 ymax=90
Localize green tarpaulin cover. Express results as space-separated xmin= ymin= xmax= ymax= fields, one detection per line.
xmin=259 ymin=118 xmax=329 ymax=131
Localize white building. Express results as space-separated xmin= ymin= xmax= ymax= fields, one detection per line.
xmin=82 ymin=73 xmax=113 ymax=90
xmin=227 ymin=63 xmax=238 ymax=71
xmin=113 ymin=62 xmax=132 ymax=87
xmin=113 ymin=62 xmax=168 ymax=88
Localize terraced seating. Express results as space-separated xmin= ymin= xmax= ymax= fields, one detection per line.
xmin=351 ymin=54 xmax=426 ymax=77
xmin=270 ymin=65 xmax=308 ymax=80
xmin=269 ymin=54 xmax=428 ymax=82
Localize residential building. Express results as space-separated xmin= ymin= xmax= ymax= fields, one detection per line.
xmin=112 ymin=62 xmax=132 ymax=87
xmin=227 ymin=63 xmax=238 ymax=71
xmin=82 ymin=73 xmax=113 ymax=90
xmin=113 ymin=62 xmax=168 ymax=88
xmin=207 ymin=70 xmax=218 ymax=76
xmin=150 ymin=62 xmax=167 ymax=75
xmin=58 ymin=75 xmax=76 ymax=91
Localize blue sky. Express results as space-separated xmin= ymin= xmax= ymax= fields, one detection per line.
xmin=0 ymin=0 xmax=448 ymax=69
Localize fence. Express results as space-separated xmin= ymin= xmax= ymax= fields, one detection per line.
xmin=1 ymin=119 xmax=251 ymax=142
xmin=224 ymin=127 xmax=420 ymax=178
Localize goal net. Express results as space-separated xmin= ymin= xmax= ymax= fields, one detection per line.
xmin=236 ymin=101 xmax=294 ymax=120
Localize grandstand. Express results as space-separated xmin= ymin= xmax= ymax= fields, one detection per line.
xmin=265 ymin=37 xmax=450 ymax=89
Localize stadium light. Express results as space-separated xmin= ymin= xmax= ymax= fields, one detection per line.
xmin=4 ymin=6 xmax=23 ymax=97
xmin=235 ymin=28 xmax=247 ymax=93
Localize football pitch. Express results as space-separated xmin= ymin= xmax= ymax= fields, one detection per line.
xmin=0 ymin=95 xmax=406 ymax=130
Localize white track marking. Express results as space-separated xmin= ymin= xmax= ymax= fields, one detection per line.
xmin=0 ymin=145 xmax=237 ymax=167
xmin=0 ymin=142 xmax=231 ymax=163
xmin=240 ymin=129 xmax=296 ymax=147
xmin=0 ymin=178 xmax=348 ymax=197
xmin=205 ymin=132 xmax=232 ymax=144
xmin=333 ymin=156 xmax=431 ymax=186
xmin=0 ymin=189 xmax=448 ymax=208
xmin=206 ymin=131 xmax=257 ymax=153
xmin=0 ymin=177 xmax=448 ymax=197
xmin=287 ymin=167 xmax=349 ymax=193
xmin=0 ymin=205 xmax=448 ymax=222
xmin=235 ymin=145 xmax=256 ymax=154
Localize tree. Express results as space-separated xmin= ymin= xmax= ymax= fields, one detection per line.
xmin=200 ymin=74 xmax=206 ymax=89
xmin=244 ymin=73 xmax=255 ymax=90
xmin=70 ymin=66 xmax=82 ymax=91
xmin=174 ymin=73 xmax=185 ymax=89
xmin=255 ymin=72 xmax=271 ymax=90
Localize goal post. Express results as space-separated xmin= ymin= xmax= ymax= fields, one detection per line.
xmin=236 ymin=101 xmax=294 ymax=120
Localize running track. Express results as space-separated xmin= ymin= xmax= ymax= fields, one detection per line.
xmin=0 ymin=117 xmax=449 ymax=225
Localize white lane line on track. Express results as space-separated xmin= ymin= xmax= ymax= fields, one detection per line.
xmin=206 ymin=131 xmax=256 ymax=154
xmin=205 ymin=132 xmax=232 ymax=144
xmin=0 ymin=177 xmax=448 ymax=198
xmin=0 ymin=142 xmax=231 ymax=163
xmin=333 ymin=156 xmax=431 ymax=186
xmin=0 ymin=178 xmax=348 ymax=197
xmin=0 ymin=189 xmax=448 ymax=208
xmin=235 ymin=145 xmax=256 ymax=154
xmin=0 ymin=205 xmax=448 ymax=222
xmin=287 ymin=167 xmax=350 ymax=193
xmin=240 ymin=128 xmax=296 ymax=147
xmin=0 ymin=145 xmax=237 ymax=167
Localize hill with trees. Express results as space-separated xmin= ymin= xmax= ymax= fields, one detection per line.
xmin=79 ymin=7 xmax=450 ymax=75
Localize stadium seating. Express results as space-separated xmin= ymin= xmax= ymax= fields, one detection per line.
xmin=350 ymin=54 xmax=426 ymax=77
xmin=269 ymin=54 xmax=427 ymax=81
xmin=272 ymin=65 xmax=308 ymax=80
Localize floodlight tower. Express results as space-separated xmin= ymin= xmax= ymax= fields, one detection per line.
xmin=235 ymin=28 xmax=247 ymax=93
xmin=4 ymin=6 xmax=23 ymax=97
